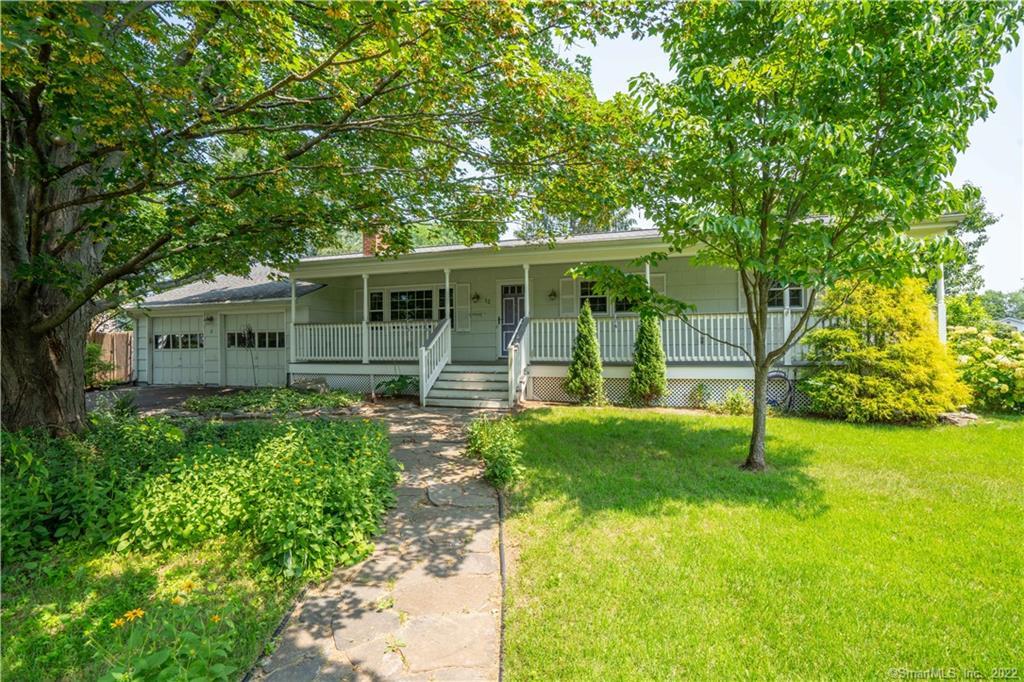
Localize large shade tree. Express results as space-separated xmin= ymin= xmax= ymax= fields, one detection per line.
xmin=577 ymin=0 xmax=1023 ymax=470
xmin=1 ymin=1 xmax=631 ymax=432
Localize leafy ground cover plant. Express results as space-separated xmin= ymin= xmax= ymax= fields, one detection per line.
xmin=375 ymin=375 xmax=419 ymax=398
xmin=708 ymin=387 xmax=753 ymax=416
xmin=949 ymin=325 xmax=1024 ymax=413
xmin=466 ymin=416 xmax=524 ymax=490
xmin=181 ymin=388 xmax=359 ymax=414
xmin=1 ymin=414 xmax=399 ymax=680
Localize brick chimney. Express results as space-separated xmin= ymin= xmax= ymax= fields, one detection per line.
xmin=362 ymin=232 xmax=383 ymax=256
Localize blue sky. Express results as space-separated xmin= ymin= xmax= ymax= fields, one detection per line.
xmin=577 ymin=36 xmax=1024 ymax=292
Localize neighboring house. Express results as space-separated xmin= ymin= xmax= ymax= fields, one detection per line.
xmin=997 ymin=317 xmax=1024 ymax=332
xmin=129 ymin=217 xmax=958 ymax=408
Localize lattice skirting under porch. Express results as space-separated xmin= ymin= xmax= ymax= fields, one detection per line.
xmin=290 ymin=372 xmax=417 ymax=396
xmin=530 ymin=375 xmax=807 ymax=410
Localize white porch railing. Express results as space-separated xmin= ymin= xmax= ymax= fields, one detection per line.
xmin=293 ymin=323 xmax=363 ymax=362
xmin=419 ymin=318 xmax=451 ymax=405
xmin=369 ymin=321 xmax=434 ymax=361
xmin=506 ymin=317 xmax=529 ymax=406
xmin=294 ymin=320 xmax=433 ymax=362
xmin=530 ymin=312 xmax=801 ymax=364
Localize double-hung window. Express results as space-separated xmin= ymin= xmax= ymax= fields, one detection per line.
xmin=579 ymin=280 xmax=608 ymax=314
xmin=390 ymin=289 xmax=433 ymax=320
xmin=437 ymin=287 xmax=454 ymax=323
xmin=368 ymin=291 xmax=384 ymax=322
xmin=768 ymin=281 xmax=804 ymax=309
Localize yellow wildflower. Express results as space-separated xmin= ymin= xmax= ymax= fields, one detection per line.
xmin=210 ymin=614 xmax=221 ymax=623
xmin=110 ymin=617 xmax=127 ymax=629
xmin=181 ymin=579 xmax=196 ymax=592
xmin=171 ymin=596 xmax=185 ymax=606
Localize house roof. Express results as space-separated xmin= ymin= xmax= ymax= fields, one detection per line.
xmin=139 ymin=265 xmax=322 ymax=307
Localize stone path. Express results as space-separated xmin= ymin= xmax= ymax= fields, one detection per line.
xmin=255 ymin=405 xmax=503 ymax=681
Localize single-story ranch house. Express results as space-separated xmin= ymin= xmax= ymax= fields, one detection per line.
xmin=128 ymin=217 xmax=958 ymax=408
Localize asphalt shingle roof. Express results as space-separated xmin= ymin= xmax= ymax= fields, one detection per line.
xmin=141 ymin=265 xmax=321 ymax=306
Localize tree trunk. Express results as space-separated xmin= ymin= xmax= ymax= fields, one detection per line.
xmin=741 ymin=362 xmax=769 ymax=471
xmin=1 ymin=293 xmax=91 ymax=434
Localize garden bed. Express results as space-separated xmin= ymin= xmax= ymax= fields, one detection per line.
xmin=1 ymin=413 xmax=398 ymax=680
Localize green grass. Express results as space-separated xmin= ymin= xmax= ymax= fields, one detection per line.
xmin=181 ymin=387 xmax=359 ymax=414
xmin=1 ymin=540 xmax=297 ymax=680
xmin=504 ymin=408 xmax=1024 ymax=680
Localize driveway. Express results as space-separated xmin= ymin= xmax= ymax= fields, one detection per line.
xmin=87 ymin=385 xmax=243 ymax=413
xmin=255 ymin=405 xmax=504 ymax=681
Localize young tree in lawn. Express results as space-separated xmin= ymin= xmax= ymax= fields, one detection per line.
xmin=564 ymin=302 xmax=605 ymax=405
xmin=1 ymin=2 xmax=631 ymax=432
xmin=578 ymin=1 xmax=1023 ymax=469
xmin=628 ymin=314 xmax=667 ymax=407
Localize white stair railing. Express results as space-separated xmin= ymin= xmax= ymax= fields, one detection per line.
xmin=506 ymin=317 xmax=530 ymax=406
xmin=419 ymin=318 xmax=451 ymax=405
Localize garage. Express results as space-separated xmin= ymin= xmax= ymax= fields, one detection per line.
xmin=224 ymin=312 xmax=288 ymax=387
xmin=151 ymin=316 xmax=204 ymax=385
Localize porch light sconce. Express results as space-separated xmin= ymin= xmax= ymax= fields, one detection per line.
xmin=471 ymin=292 xmax=481 ymax=303
xmin=204 ymin=315 xmax=214 ymax=323
xmin=547 ymin=289 xmax=557 ymax=301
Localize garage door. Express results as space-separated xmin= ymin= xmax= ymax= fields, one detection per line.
xmin=152 ymin=316 xmax=204 ymax=385
xmin=224 ymin=313 xmax=287 ymax=387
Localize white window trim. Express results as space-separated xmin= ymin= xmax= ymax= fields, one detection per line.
xmin=578 ymin=279 xmax=610 ymax=316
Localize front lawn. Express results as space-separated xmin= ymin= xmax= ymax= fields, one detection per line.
xmin=1 ymin=414 xmax=397 ymax=680
xmin=504 ymin=408 xmax=1023 ymax=679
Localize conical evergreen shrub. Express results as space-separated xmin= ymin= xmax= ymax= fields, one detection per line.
xmin=564 ymin=301 xmax=605 ymax=405
xmin=628 ymin=314 xmax=667 ymax=406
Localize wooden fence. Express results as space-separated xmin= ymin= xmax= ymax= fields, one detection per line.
xmin=87 ymin=331 xmax=133 ymax=384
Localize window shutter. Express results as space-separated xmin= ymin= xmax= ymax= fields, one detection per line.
xmin=559 ymin=278 xmax=576 ymax=317
xmin=651 ymin=273 xmax=667 ymax=295
xmin=455 ymin=282 xmax=471 ymax=331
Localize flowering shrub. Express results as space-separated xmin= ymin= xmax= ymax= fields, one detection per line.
xmin=949 ymin=326 xmax=1024 ymax=413
xmin=466 ymin=416 xmax=524 ymax=490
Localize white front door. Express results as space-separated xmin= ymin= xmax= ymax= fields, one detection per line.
xmin=499 ymin=284 xmax=524 ymax=357
xmin=151 ymin=316 xmax=204 ymax=385
xmin=224 ymin=312 xmax=287 ymax=386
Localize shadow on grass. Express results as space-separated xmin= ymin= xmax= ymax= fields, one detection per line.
xmin=511 ymin=407 xmax=827 ymax=521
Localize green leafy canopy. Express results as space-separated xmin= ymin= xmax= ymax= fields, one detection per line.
xmin=1 ymin=1 xmax=635 ymax=332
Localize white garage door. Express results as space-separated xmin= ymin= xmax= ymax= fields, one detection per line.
xmin=152 ymin=316 xmax=204 ymax=385
xmin=224 ymin=312 xmax=287 ymax=387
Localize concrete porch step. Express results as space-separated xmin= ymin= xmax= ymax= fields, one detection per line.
xmin=438 ymin=371 xmax=508 ymax=383
xmin=425 ymin=397 xmax=508 ymax=409
xmin=429 ymin=388 xmax=508 ymax=400
xmin=433 ymin=379 xmax=507 ymax=391
xmin=443 ymin=364 xmax=507 ymax=374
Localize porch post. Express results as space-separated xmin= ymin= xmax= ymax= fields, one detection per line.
xmin=362 ymin=273 xmax=370 ymax=364
xmin=937 ymin=263 xmax=947 ymax=343
xmin=444 ymin=267 xmax=451 ymax=318
xmin=289 ymin=275 xmax=296 ymax=365
xmin=523 ymin=263 xmax=530 ymax=366
xmin=782 ymin=286 xmax=793 ymax=366
xmin=645 ymin=262 xmax=651 ymax=285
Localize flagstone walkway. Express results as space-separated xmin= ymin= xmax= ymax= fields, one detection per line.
xmin=255 ymin=405 xmax=503 ymax=681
